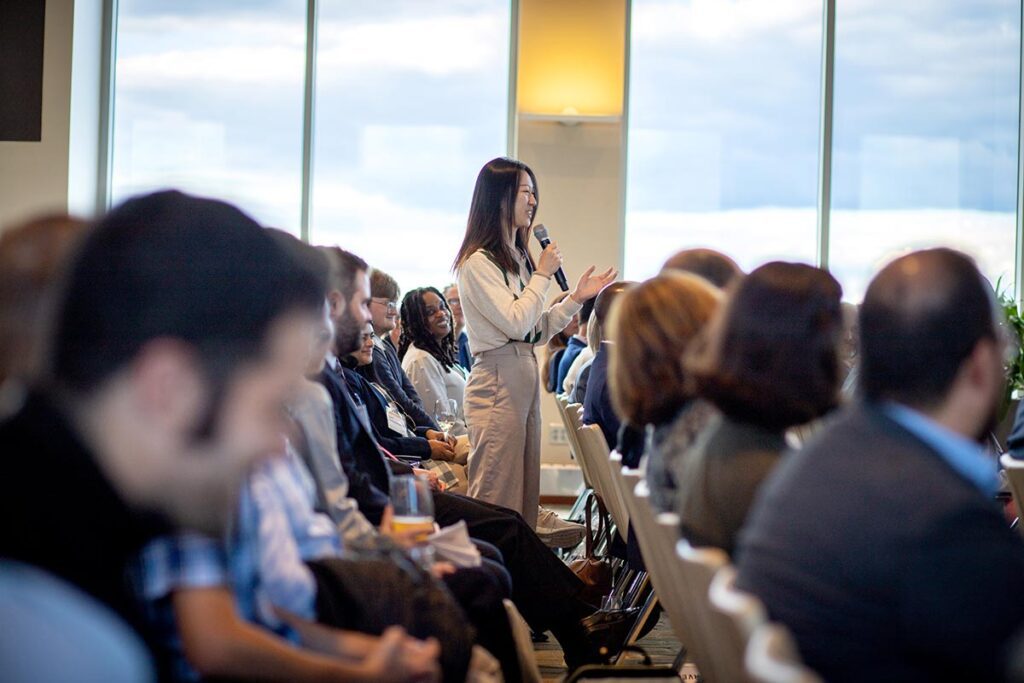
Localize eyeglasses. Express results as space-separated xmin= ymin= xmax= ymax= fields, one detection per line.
xmin=371 ymin=298 xmax=398 ymax=314
xmin=447 ymin=297 xmax=461 ymax=307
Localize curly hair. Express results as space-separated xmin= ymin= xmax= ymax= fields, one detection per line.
xmin=398 ymin=286 xmax=458 ymax=372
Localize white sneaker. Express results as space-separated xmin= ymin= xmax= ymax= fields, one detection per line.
xmin=535 ymin=506 xmax=586 ymax=549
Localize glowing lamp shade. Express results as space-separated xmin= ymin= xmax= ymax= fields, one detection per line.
xmin=517 ymin=0 xmax=626 ymax=118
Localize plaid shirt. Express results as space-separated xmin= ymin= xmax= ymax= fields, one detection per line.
xmin=135 ymin=446 xmax=338 ymax=681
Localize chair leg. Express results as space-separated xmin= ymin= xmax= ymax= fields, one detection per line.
xmin=671 ymin=645 xmax=689 ymax=672
xmin=613 ymin=590 xmax=660 ymax=663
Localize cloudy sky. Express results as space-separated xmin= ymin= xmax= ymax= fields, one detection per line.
xmin=111 ymin=0 xmax=1020 ymax=300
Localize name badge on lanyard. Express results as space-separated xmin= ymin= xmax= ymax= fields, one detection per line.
xmin=386 ymin=402 xmax=411 ymax=437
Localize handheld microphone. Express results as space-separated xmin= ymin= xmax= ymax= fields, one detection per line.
xmin=532 ymin=224 xmax=569 ymax=292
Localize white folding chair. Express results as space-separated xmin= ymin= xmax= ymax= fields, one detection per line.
xmin=745 ymin=623 xmax=822 ymax=683
xmin=708 ymin=565 xmax=768 ymax=666
xmin=676 ymin=541 xmax=755 ymax=682
xmin=503 ymin=599 xmax=543 ymax=683
xmin=577 ymin=423 xmax=629 ymax=540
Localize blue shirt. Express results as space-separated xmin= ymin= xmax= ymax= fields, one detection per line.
xmin=1 ymin=561 xmax=155 ymax=683
xmin=137 ymin=448 xmax=340 ymax=681
xmin=556 ymin=336 xmax=587 ymax=394
xmin=883 ymin=403 xmax=999 ymax=496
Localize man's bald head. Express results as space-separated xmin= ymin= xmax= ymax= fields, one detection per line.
xmin=662 ymin=248 xmax=743 ymax=289
xmin=859 ymin=248 xmax=999 ymax=409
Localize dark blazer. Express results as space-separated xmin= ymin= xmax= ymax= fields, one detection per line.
xmin=340 ymin=365 xmax=432 ymax=460
xmin=457 ymin=331 xmax=472 ymax=371
xmin=674 ymin=415 xmax=785 ymax=556
xmin=371 ymin=337 xmax=439 ymax=431
xmin=582 ymin=343 xmax=619 ymax=450
xmin=736 ymin=403 xmax=1024 ymax=683
xmin=317 ymin=367 xmax=405 ymax=525
xmin=1006 ymin=399 xmax=1024 ymax=458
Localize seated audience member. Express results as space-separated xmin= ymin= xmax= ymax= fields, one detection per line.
xmin=344 ymin=324 xmax=469 ymax=493
xmin=314 ymin=245 xmax=623 ymax=670
xmin=736 ymin=248 xmax=1024 ymax=682
xmin=556 ymin=295 xmax=596 ymax=395
xmin=567 ymin=311 xmax=600 ymax=403
xmin=606 ymin=272 xmax=722 ymax=514
xmin=444 ymin=283 xmax=473 ymax=371
xmin=661 ymin=247 xmax=743 ymax=288
xmin=0 ymin=191 xmax=327 ymax=678
xmin=137 ymin=469 xmax=444 ymax=683
xmin=0 ymin=214 xmax=87 ymax=417
xmin=286 ymin=300 xmax=519 ymax=681
xmin=542 ymin=292 xmax=575 ymax=394
xmin=399 ymin=287 xmax=470 ymax=439
xmin=367 ymin=269 xmax=440 ymax=431
xmin=676 ymin=262 xmax=842 ymax=554
xmin=582 ymin=281 xmax=640 ymax=463
xmin=398 ymin=287 xmax=583 ymax=545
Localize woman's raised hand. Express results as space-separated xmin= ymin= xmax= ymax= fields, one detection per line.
xmin=572 ymin=266 xmax=618 ymax=304
xmin=537 ymin=242 xmax=563 ymax=278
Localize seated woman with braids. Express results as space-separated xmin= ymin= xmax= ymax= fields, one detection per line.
xmin=398 ymin=287 xmax=471 ymax=463
xmin=341 ymin=324 xmax=470 ymax=494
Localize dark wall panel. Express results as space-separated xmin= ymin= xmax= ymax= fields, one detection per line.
xmin=0 ymin=0 xmax=46 ymax=142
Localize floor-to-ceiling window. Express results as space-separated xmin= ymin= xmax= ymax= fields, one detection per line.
xmin=625 ymin=0 xmax=1022 ymax=301
xmin=829 ymin=0 xmax=1020 ymax=300
xmin=311 ymin=0 xmax=511 ymax=293
xmin=110 ymin=0 xmax=307 ymax=232
xmin=109 ymin=0 xmax=511 ymax=293
xmin=624 ymin=0 xmax=823 ymax=280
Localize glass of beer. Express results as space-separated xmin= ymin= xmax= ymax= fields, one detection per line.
xmin=389 ymin=475 xmax=436 ymax=567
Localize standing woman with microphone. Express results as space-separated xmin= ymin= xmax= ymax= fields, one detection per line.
xmin=454 ymin=157 xmax=616 ymax=528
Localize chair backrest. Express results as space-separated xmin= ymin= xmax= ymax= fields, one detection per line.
xmin=564 ymin=401 xmax=597 ymax=489
xmin=614 ymin=469 xmax=709 ymax=675
xmin=557 ymin=397 xmax=593 ymax=488
xmin=606 ymin=451 xmax=630 ymax=539
xmin=577 ymin=424 xmax=629 ymax=539
xmin=708 ymin=565 xmax=768 ymax=658
xmin=677 ymin=541 xmax=754 ymax=683
xmin=745 ymin=623 xmax=822 ymax=683
xmin=1000 ymin=453 xmax=1024 ymax=536
xmin=503 ymin=598 xmax=543 ymax=683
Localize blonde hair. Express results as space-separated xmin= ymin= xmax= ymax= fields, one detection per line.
xmin=608 ymin=271 xmax=721 ymax=426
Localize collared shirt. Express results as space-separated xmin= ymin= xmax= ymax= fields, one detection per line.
xmin=883 ymin=402 xmax=1000 ymax=496
xmin=137 ymin=448 xmax=338 ymax=681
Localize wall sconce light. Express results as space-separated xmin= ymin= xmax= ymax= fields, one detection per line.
xmin=516 ymin=0 xmax=626 ymax=125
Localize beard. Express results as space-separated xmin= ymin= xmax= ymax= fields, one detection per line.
xmin=335 ymin=307 xmax=364 ymax=357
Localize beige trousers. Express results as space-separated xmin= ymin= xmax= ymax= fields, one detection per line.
xmin=464 ymin=342 xmax=541 ymax=529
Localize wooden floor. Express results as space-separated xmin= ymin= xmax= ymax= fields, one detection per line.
xmin=535 ymin=612 xmax=683 ymax=682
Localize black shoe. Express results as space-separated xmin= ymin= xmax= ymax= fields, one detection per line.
xmin=554 ymin=607 xmax=641 ymax=671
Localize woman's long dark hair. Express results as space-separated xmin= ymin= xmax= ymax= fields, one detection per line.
xmin=452 ymin=157 xmax=538 ymax=276
xmin=398 ymin=287 xmax=458 ymax=372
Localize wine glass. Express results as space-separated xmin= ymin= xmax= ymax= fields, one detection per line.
xmin=434 ymin=398 xmax=458 ymax=437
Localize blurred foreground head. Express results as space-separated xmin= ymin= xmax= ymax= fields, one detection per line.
xmin=49 ymin=190 xmax=326 ymax=533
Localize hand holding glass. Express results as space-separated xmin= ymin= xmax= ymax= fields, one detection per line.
xmin=389 ymin=474 xmax=436 ymax=550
